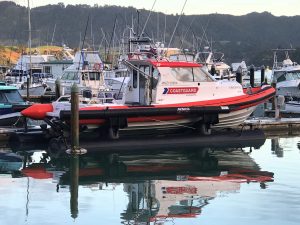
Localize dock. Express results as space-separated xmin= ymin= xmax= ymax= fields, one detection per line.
xmin=1 ymin=116 xmax=300 ymax=152
xmin=21 ymin=94 xmax=56 ymax=103
xmin=244 ymin=117 xmax=300 ymax=136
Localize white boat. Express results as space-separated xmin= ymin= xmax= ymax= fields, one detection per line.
xmin=194 ymin=47 xmax=235 ymax=80
xmin=271 ymin=49 xmax=300 ymax=99
xmin=46 ymin=50 xmax=109 ymax=95
xmin=21 ymin=52 xmax=275 ymax=140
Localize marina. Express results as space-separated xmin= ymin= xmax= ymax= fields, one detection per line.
xmin=1 ymin=0 xmax=300 ymax=224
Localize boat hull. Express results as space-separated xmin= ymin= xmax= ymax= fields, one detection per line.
xmin=214 ymin=106 xmax=257 ymax=128
xmin=21 ymin=86 xmax=275 ymax=132
xmin=0 ymin=112 xmax=22 ymax=127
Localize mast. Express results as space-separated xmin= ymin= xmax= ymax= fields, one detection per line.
xmin=27 ymin=0 xmax=32 ymax=99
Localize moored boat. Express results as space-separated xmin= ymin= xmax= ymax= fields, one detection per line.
xmin=0 ymin=84 xmax=29 ymax=126
xmin=21 ymin=56 xmax=275 ymax=139
xmin=271 ymin=49 xmax=300 ymax=100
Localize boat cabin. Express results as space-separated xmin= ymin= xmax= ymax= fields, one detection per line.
xmin=123 ymin=59 xmax=222 ymax=106
xmin=0 ymin=85 xmax=25 ymax=107
xmin=48 ymin=50 xmax=108 ymax=95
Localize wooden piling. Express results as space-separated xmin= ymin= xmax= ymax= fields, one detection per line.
xmin=55 ymin=78 xmax=61 ymax=100
xmin=71 ymin=83 xmax=79 ymax=151
xmin=260 ymin=65 xmax=265 ymax=85
xmin=26 ymin=74 xmax=30 ymax=100
xmin=70 ymin=155 xmax=79 ymax=219
xmin=67 ymin=83 xmax=87 ymax=155
xmin=271 ymin=77 xmax=277 ymax=110
xmin=236 ymin=67 xmax=242 ymax=84
xmin=250 ymin=65 xmax=255 ymax=88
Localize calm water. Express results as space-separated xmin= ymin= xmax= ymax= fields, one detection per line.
xmin=0 ymin=135 xmax=300 ymax=225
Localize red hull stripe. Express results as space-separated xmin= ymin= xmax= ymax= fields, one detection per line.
xmin=80 ymin=86 xmax=275 ymax=110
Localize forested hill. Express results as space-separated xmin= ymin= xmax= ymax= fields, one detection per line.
xmin=1 ymin=1 xmax=300 ymax=66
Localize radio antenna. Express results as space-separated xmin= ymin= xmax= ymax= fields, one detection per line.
xmin=167 ymin=0 xmax=188 ymax=50
xmin=140 ymin=0 xmax=157 ymax=38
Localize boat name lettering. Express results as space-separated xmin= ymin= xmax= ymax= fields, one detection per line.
xmin=220 ymin=106 xmax=229 ymax=110
xmin=163 ymin=87 xmax=199 ymax=94
xmin=177 ymin=107 xmax=190 ymax=112
xmin=165 ymin=186 xmax=197 ymax=194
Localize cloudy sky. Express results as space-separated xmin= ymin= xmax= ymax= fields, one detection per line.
xmin=10 ymin=0 xmax=300 ymax=16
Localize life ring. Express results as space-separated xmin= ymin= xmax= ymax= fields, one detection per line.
xmin=93 ymin=63 xmax=102 ymax=71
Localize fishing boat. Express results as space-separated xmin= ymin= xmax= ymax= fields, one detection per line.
xmin=21 ymin=54 xmax=275 ymax=139
xmin=194 ymin=46 xmax=235 ymax=80
xmin=271 ymin=49 xmax=300 ymax=100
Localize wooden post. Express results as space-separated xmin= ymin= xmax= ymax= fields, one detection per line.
xmin=26 ymin=73 xmax=30 ymax=100
xmin=236 ymin=66 xmax=242 ymax=84
xmin=271 ymin=77 xmax=277 ymax=110
xmin=260 ymin=65 xmax=265 ymax=85
xmin=250 ymin=65 xmax=255 ymax=88
xmin=71 ymin=83 xmax=79 ymax=151
xmin=70 ymin=155 xmax=79 ymax=219
xmin=67 ymin=83 xmax=87 ymax=155
xmin=55 ymin=78 xmax=61 ymax=100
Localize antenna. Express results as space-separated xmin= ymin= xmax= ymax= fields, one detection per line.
xmin=27 ymin=0 xmax=32 ymax=99
xmin=163 ymin=13 xmax=167 ymax=44
xmin=167 ymin=0 xmax=188 ymax=50
xmin=157 ymin=12 xmax=159 ymax=42
xmin=179 ymin=17 xmax=195 ymax=49
xmin=140 ymin=0 xmax=157 ymax=38
xmin=51 ymin=23 xmax=56 ymax=46
xmin=137 ymin=10 xmax=140 ymax=37
xmin=78 ymin=15 xmax=90 ymax=71
xmin=106 ymin=16 xmax=118 ymax=63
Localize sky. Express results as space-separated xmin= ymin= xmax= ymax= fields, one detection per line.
xmin=8 ymin=0 xmax=300 ymax=16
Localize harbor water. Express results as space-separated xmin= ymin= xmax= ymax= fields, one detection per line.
xmin=0 ymin=136 xmax=300 ymax=225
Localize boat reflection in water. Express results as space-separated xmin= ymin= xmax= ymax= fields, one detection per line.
xmin=10 ymin=133 xmax=274 ymax=223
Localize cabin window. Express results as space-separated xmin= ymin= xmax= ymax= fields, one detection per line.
xmin=61 ymin=72 xmax=79 ymax=80
xmin=89 ymin=72 xmax=101 ymax=80
xmin=3 ymin=90 xmax=24 ymax=103
xmin=0 ymin=93 xmax=7 ymax=103
xmin=277 ymin=75 xmax=286 ymax=82
xmin=140 ymin=66 xmax=150 ymax=75
xmin=170 ymin=67 xmax=213 ymax=82
xmin=44 ymin=66 xmax=51 ymax=74
xmin=151 ymin=68 xmax=159 ymax=89
xmin=61 ymin=72 xmax=70 ymax=80
xmin=284 ymin=71 xmax=300 ymax=81
xmin=133 ymin=68 xmax=138 ymax=88
xmin=5 ymin=90 xmax=24 ymax=103
xmin=115 ymin=71 xmax=129 ymax=77
xmin=145 ymin=66 xmax=150 ymax=77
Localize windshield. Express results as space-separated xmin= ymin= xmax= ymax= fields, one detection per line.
xmin=165 ymin=67 xmax=213 ymax=82
xmin=0 ymin=90 xmax=24 ymax=103
xmin=286 ymin=71 xmax=300 ymax=80
xmin=61 ymin=72 xmax=79 ymax=80
xmin=88 ymin=72 xmax=101 ymax=80
xmin=277 ymin=70 xmax=300 ymax=82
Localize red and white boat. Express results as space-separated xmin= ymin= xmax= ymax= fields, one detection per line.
xmin=21 ymin=57 xmax=275 ymax=138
